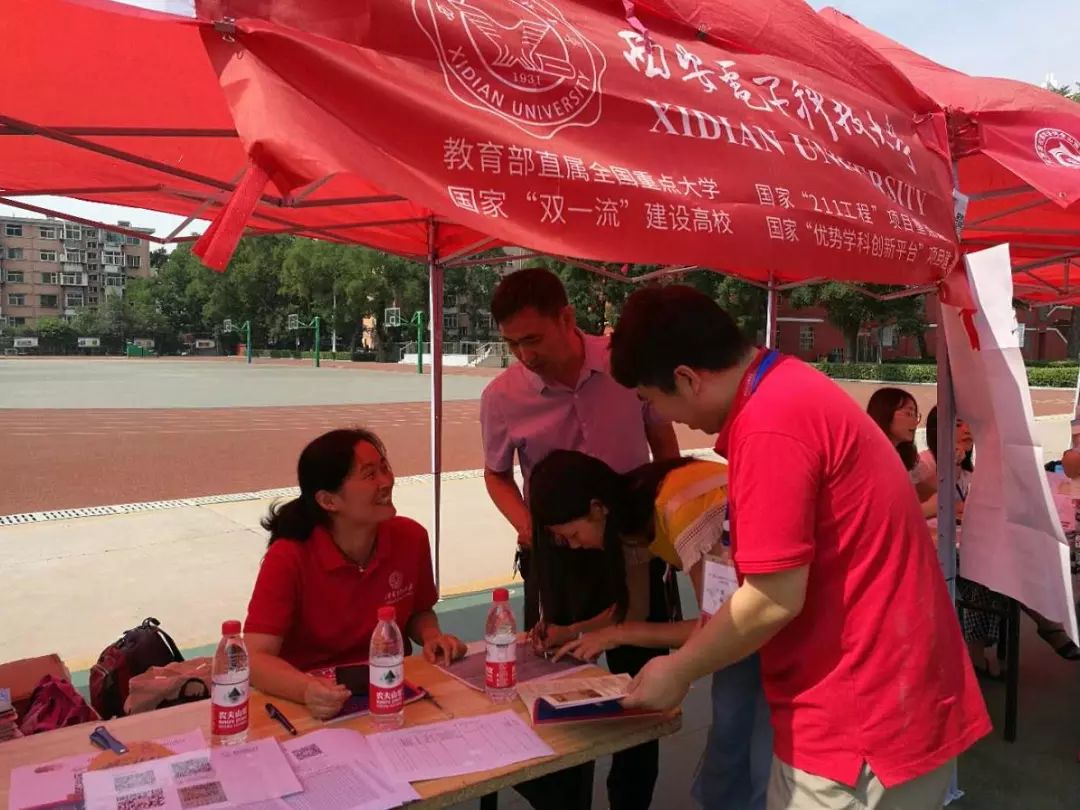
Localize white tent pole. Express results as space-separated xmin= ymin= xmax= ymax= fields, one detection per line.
xmin=765 ymin=273 xmax=778 ymax=348
xmin=427 ymin=219 xmax=444 ymax=593
xmin=936 ymin=319 xmax=958 ymax=591
xmin=935 ymin=295 xmax=963 ymax=805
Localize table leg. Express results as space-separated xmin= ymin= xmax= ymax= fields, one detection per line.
xmin=1003 ymin=598 xmax=1021 ymax=743
xmin=479 ymin=793 xmax=498 ymax=810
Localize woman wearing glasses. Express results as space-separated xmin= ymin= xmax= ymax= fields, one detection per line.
xmin=867 ymin=387 xmax=938 ymax=510
xmin=528 ymin=450 xmax=771 ymax=810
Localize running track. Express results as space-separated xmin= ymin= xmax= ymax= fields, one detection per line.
xmin=0 ymin=383 xmax=1073 ymax=515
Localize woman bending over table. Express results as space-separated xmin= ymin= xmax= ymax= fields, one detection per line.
xmin=528 ymin=450 xmax=771 ymax=810
xmin=243 ymin=428 xmax=465 ymax=719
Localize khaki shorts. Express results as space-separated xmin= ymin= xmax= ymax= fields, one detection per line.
xmin=767 ymin=757 xmax=952 ymax=810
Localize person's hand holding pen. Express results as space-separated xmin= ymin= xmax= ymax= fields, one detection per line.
xmin=554 ymin=625 xmax=621 ymax=662
xmin=530 ymin=621 xmax=577 ymax=654
xmin=528 ymin=621 xmax=549 ymax=657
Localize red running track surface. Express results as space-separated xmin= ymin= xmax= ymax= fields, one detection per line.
xmin=0 ymin=383 xmax=1072 ymax=515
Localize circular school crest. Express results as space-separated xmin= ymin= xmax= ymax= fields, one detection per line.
xmin=388 ymin=570 xmax=404 ymax=590
xmin=1034 ymin=127 xmax=1080 ymax=169
xmin=413 ymin=0 xmax=606 ymax=139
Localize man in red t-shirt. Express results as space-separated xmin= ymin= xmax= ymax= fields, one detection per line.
xmin=614 ymin=286 xmax=990 ymax=808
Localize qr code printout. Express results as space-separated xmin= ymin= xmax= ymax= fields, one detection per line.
xmin=171 ymin=757 xmax=213 ymax=780
xmin=113 ymin=771 xmax=155 ymax=793
xmin=115 ymin=788 xmax=166 ymax=810
xmin=177 ymin=781 xmax=228 ymax=810
xmin=291 ymin=744 xmax=323 ymax=762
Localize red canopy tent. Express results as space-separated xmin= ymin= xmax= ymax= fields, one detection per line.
xmin=189 ymin=0 xmax=959 ymax=285
xmin=0 ymin=0 xmax=971 ymax=579
xmin=0 ymin=0 xmax=491 ymax=260
xmin=3 ymin=0 xmax=1076 ymax=753
xmin=820 ymin=7 xmax=1080 ymax=305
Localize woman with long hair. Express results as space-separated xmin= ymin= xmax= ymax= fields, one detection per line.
xmin=924 ymin=408 xmax=1080 ymax=666
xmin=866 ymin=387 xmax=935 ymax=498
xmin=528 ymin=450 xmax=771 ymax=810
xmin=243 ymin=428 xmax=464 ymax=719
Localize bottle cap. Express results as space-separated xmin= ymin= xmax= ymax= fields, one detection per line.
xmin=378 ymin=606 xmax=396 ymax=622
xmin=492 ymin=587 xmax=509 ymax=602
xmin=222 ymin=620 xmax=241 ymax=636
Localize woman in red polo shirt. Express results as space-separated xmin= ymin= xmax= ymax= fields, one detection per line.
xmin=244 ymin=428 xmax=465 ymax=719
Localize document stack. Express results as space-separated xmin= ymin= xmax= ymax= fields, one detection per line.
xmin=0 ymin=687 xmax=22 ymax=741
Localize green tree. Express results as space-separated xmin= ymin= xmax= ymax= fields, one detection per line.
xmin=1049 ymin=82 xmax=1080 ymax=102
xmin=443 ymin=255 xmax=502 ymax=343
xmin=35 ymin=317 xmax=77 ymax=354
xmin=126 ymin=277 xmax=177 ymax=352
xmin=681 ymin=272 xmax=768 ymax=341
xmin=356 ymin=252 xmax=428 ymax=358
xmin=150 ymin=247 xmax=169 ymax=272
xmin=144 ymin=244 xmax=215 ymax=336
xmin=533 ymin=258 xmax=633 ymax=334
xmin=789 ymin=283 xmax=887 ymax=362
xmin=69 ymin=307 xmax=104 ymax=337
xmin=97 ymin=293 xmax=135 ymax=347
xmin=279 ymin=238 xmax=428 ymax=357
xmin=891 ymin=294 xmax=932 ymax=359
xmin=204 ymin=235 xmax=296 ymax=347
xmin=789 ymin=283 xmax=932 ymax=361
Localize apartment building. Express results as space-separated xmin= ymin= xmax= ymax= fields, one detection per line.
xmin=0 ymin=215 xmax=153 ymax=329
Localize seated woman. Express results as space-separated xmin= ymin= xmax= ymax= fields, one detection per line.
xmin=923 ymin=408 xmax=1080 ymax=667
xmin=243 ymin=428 xmax=465 ymax=719
xmin=528 ymin=450 xmax=771 ymax=810
xmin=867 ymin=387 xmax=936 ymax=506
xmin=920 ymin=408 xmax=1003 ymax=675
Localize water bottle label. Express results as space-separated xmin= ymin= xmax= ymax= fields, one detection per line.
xmin=211 ymin=674 xmax=249 ymax=735
xmin=369 ymin=661 xmax=404 ymax=714
xmin=485 ymin=640 xmax=516 ymax=689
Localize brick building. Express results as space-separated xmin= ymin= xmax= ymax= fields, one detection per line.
xmin=0 ymin=215 xmax=153 ymax=329
xmin=774 ymin=293 xmax=1073 ymax=363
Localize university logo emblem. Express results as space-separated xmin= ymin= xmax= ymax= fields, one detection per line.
xmin=414 ymin=0 xmax=606 ymax=139
xmin=1034 ymin=127 xmax=1080 ymax=170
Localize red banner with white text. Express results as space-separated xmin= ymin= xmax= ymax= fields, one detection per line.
xmin=196 ymin=0 xmax=960 ymax=283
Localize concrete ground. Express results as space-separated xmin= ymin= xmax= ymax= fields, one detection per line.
xmin=0 ymin=471 xmax=524 ymax=668
xmin=0 ymin=357 xmax=493 ymax=408
xmin=2 ymin=416 xmax=1074 ymax=667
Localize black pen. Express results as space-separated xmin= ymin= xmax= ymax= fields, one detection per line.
xmin=265 ymin=702 xmax=298 ymax=736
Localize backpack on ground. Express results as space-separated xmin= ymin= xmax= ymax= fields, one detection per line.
xmin=90 ymin=617 xmax=184 ymax=719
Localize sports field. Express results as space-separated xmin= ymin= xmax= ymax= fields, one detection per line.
xmin=0 ymin=357 xmax=1073 ymax=515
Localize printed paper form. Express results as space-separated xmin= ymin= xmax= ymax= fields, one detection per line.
xmin=369 ymin=710 xmax=554 ymax=782
xmin=81 ymin=737 xmax=301 ymax=810
xmin=236 ymin=729 xmax=418 ymax=810
xmin=9 ymin=729 xmax=206 ymax=810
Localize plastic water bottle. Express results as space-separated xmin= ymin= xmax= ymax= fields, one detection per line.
xmin=211 ymin=620 xmax=249 ymax=746
xmin=369 ymin=606 xmax=405 ymax=731
xmin=485 ymin=587 xmax=517 ymax=704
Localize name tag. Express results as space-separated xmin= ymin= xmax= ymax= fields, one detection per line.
xmin=701 ymin=554 xmax=739 ymax=622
